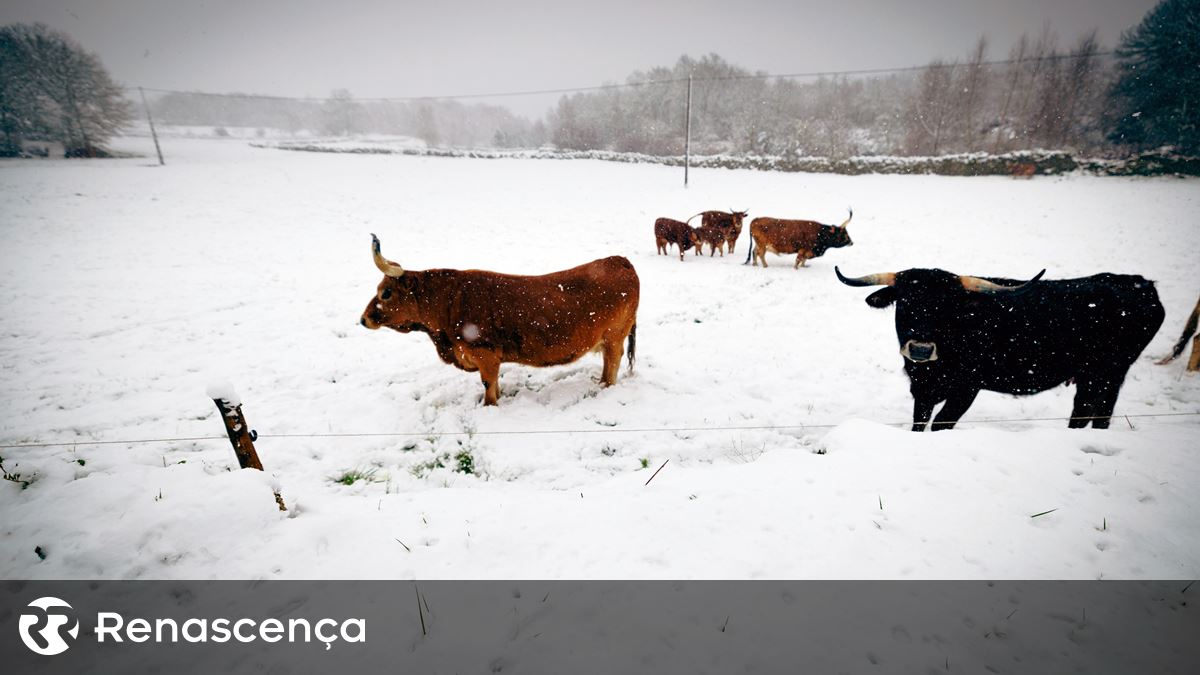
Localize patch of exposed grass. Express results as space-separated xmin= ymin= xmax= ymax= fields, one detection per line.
xmin=331 ymin=466 xmax=382 ymax=486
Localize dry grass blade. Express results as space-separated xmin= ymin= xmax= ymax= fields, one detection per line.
xmin=644 ymin=459 xmax=669 ymax=486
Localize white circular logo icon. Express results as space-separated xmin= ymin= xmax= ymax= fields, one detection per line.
xmin=18 ymin=597 xmax=80 ymax=656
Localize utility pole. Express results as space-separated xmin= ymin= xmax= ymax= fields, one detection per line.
xmin=139 ymin=87 xmax=165 ymax=166
xmin=684 ymin=73 xmax=693 ymax=188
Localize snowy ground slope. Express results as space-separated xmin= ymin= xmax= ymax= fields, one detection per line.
xmin=0 ymin=138 xmax=1197 ymax=579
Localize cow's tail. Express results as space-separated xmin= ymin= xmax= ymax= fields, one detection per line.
xmin=1157 ymin=295 xmax=1200 ymax=364
xmin=743 ymin=241 xmax=754 ymax=265
xmin=626 ymin=322 xmax=637 ymax=373
xmin=685 ymin=212 xmax=704 ymax=224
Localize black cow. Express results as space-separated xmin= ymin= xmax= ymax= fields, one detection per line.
xmin=835 ymin=267 xmax=1164 ymax=431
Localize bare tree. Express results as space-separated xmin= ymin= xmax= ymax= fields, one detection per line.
xmin=321 ymin=88 xmax=362 ymax=136
xmin=954 ymin=36 xmax=990 ymax=152
xmin=906 ymin=59 xmax=958 ymax=155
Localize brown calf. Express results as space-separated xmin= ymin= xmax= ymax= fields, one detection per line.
xmin=654 ymin=217 xmax=700 ymax=261
xmin=361 ymin=235 xmax=640 ymax=405
xmin=695 ymin=223 xmax=728 ymax=257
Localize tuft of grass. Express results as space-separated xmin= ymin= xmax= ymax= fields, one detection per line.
xmin=331 ymin=467 xmax=381 ymax=486
xmin=411 ymin=454 xmax=448 ymax=478
xmin=454 ymin=448 xmax=475 ymax=475
xmin=0 ymin=456 xmax=35 ymax=489
xmin=639 ymin=458 xmax=650 ymax=469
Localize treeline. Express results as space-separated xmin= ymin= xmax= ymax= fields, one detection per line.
xmin=149 ymin=89 xmax=547 ymax=148
xmin=548 ymin=0 xmax=1199 ymax=159
xmin=548 ymin=34 xmax=1111 ymax=158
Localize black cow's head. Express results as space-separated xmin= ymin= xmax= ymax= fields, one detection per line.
xmin=361 ymin=234 xmax=422 ymax=332
xmin=835 ymin=267 xmax=1045 ymax=363
xmin=815 ymin=208 xmax=854 ymax=255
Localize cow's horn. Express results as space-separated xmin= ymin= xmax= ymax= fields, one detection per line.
xmin=835 ymin=266 xmax=895 ymax=287
xmin=837 ymin=207 xmax=853 ymax=229
xmin=960 ymin=269 xmax=1046 ymax=294
xmin=371 ymin=233 xmax=405 ymax=277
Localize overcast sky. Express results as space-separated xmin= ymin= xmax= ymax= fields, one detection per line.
xmin=1 ymin=0 xmax=1159 ymax=118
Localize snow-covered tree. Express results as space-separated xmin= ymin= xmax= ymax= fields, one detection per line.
xmin=0 ymin=23 xmax=131 ymax=156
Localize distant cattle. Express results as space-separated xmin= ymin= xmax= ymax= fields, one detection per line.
xmin=361 ymin=235 xmax=639 ymax=405
xmin=746 ymin=209 xmax=853 ymax=268
xmin=1009 ymin=162 xmax=1037 ymax=178
xmin=654 ymin=217 xmax=700 ymax=261
xmin=688 ymin=210 xmax=749 ymax=253
xmin=836 ymin=266 xmax=1164 ymax=430
xmin=1156 ymin=293 xmax=1200 ymax=372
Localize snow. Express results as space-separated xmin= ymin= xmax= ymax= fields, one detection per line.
xmin=205 ymin=381 xmax=241 ymax=407
xmin=0 ymin=137 xmax=1197 ymax=580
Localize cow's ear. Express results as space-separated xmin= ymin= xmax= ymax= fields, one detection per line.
xmin=865 ymin=287 xmax=898 ymax=308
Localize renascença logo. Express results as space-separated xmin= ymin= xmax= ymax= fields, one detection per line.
xmin=18 ymin=597 xmax=80 ymax=656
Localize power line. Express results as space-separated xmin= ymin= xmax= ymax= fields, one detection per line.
xmin=126 ymin=50 xmax=1115 ymax=104
xmin=1 ymin=410 xmax=1196 ymax=450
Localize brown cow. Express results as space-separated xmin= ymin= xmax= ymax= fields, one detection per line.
xmin=746 ymin=208 xmax=853 ymax=269
xmin=1156 ymin=293 xmax=1200 ymax=372
xmin=1009 ymin=162 xmax=1037 ymax=179
xmin=695 ymin=223 xmax=728 ymax=257
xmin=688 ymin=210 xmax=749 ymax=253
xmin=654 ymin=217 xmax=700 ymax=261
xmin=361 ymin=235 xmax=639 ymax=405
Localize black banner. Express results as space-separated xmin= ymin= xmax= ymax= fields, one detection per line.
xmin=1 ymin=581 xmax=1196 ymax=673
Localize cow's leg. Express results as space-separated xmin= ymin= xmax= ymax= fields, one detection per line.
xmin=474 ymin=353 xmax=502 ymax=406
xmin=930 ymin=388 xmax=981 ymax=431
xmin=1086 ymin=377 xmax=1125 ymax=429
xmin=1068 ymin=378 xmax=1097 ymax=428
xmin=911 ymin=395 xmax=936 ymax=432
xmin=717 ymin=241 xmax=725 ymax=257
xmin=1188 ymin=334 xmax=1200 ymax=372
xmin=757 ymin=246 xmax=768 ymax=267
xmin=600 ymin=335 xmax=625 ymax=387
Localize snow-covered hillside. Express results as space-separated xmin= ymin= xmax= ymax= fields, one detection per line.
xmin=1 ymin=137 xmax=1197 ymax=579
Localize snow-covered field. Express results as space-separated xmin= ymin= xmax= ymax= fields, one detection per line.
xmin=1 ymin=137 xmax=1197 ymax=580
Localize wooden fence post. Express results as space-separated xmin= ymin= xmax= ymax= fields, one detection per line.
xmin=209 ymin=385 xmax=286 ymax=511
xmin=139 ymin=87 xmax=165 ymax=166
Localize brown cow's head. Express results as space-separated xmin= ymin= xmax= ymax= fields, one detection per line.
xmin=730 ymin=210 xmax=748 ymax=229
xmin=361 ymin=234 xmax=422 ymax=332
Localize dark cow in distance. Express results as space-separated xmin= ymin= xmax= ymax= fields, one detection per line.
xmin=746 ymin=209 xmax=853 ymax=268
xmin=654 ymin=217 xmax=700 ymax=261
xmin=836 ymin=266 xmax=1164 ymax=430
xmin=361 ymin=235 xmax=639 ymax=406
xmin=688 ymin=210 xmax=749 ymax=254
